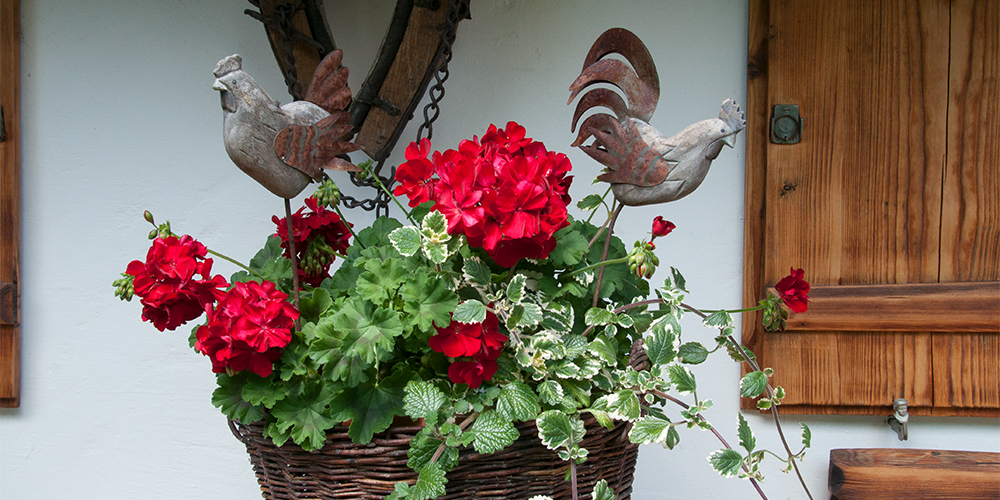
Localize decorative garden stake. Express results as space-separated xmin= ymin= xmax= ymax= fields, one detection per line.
xmin=213 ymin=51 xmax=360 ymax=200
xmin=569 ymin=28 xmax=745 ymax=207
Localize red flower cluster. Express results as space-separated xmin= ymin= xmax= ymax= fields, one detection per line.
xmin=775 ymin=267 xmax=810 ymax=313
xmin=429 ymin=310 xmax=506 ymax=388
xmin=273 ymin=197 xmax=353 ymax=287
xmin=195 ymin=280 xmax=299 ymax=377
xmin=126 ymin=235 xmax=227 ymax=332
xmin=394 ymin=122 xmax=573 ymax=267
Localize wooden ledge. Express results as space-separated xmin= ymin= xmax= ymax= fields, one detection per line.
xmin=830 ymin=448 xmax=1000 ymax=499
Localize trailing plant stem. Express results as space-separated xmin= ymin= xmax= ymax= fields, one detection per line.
xmin=364 ymin=167 xmax=419 ymax=227
xmin=592 ymin=203 xmax=624 ymax=308
xmin=284 ymin=199 xmax=301 ymax=329
xmin=204 ymin=248 xmax=260 ymax=278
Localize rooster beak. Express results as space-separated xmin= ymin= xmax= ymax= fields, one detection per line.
xmin=722 ymin=134 xmax=737 ymax=148
xmin=212 ymin=79 xmax=227 ymax=92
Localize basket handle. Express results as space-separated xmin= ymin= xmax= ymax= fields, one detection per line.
xmin=228 ymin=419 xmax=247 ymax=443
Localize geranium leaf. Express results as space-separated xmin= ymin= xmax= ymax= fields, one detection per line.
xmin=271 ymin=382 xmax=337 ymax=451
xmin=506 ymin=274 xmax=528 ymax=304
xmin=241 ymin=373 xmax=286 ymax=408
xmin=740 ymin=371 xmax=768 ymax=398
xmin=496 ymin=381 xmax=541 ymax=422
xmin=333 ymin=297 xmax=404 ymax=364
xmin=356 ymin=258 xmax=407 ymax=303
xmin=411 ymin=461 xmax=447 ymax=500
xmin=668 ymin=365 xmax=697 ymax=394
xmin=248 ymin=235 xmax=284 ymax=272
xmin=212 ymin=373 xmax=265 ymax=424
xmin=401 ymin=273 xmax=459 ymax=331
xmin=403 ymin=380 xmax=448 ymax=420
xmin=738 ymin=413 xmax=756 ymax=453
xmin=709 ymin=448 xmax=743 ymax=477
xmin=550 ymin=225 xmax=589 ymax=267
xmin=469 ymin=410 xmax=519 ymax=454
xmin=328 ymin=368 xmax=412 ymax=444
xmin=536 ymin=411 xmax=585 ymax=451
xmin=678 ymin=342 xmax=709 ymax=364
xmin=298 ymin=289 xmax=333 ymax=324
xmin=388 ymin=226 xmax=422 ymax=257
xmin=452 ymin=299 xmax=487 ymax=324
xmin=357 ymin=216 xmax=403 ymax=248
xmin=463 ymin=257 xmax=492 ymax=286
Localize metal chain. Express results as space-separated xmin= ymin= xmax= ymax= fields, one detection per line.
xmin=245 ymin=0 xmax=327 ymax=101
xmin=416 ymin=0 xmax=463 ymax=141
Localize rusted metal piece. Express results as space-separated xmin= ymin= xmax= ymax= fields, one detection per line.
xmin=246 ymin=0 xmax=332 ymax=101
xmin=304 ymin=48 xmax=351 ymax=114
xmin=274 ymin=111 xmax=361 ymax=180
xmin=570 ymin=88 xmax=628 ymax=134
xmin=568 ymin=27 xmax=659 ymax=127
xmin=589 ymin=118 xmax=672 ymax=187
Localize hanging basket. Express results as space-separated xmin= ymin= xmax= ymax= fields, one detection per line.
xmin=230 ymin=415 xmax=639 ymax=500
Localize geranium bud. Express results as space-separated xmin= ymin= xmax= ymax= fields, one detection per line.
xmin=148 ymin=229 xmax=158 ymax=240
xmin=651 ymin=216 xmax=675 ymax=238
xmin=143 ymin=210 xmax=155 ymax=224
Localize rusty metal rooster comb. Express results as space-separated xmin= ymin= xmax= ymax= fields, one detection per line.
xmin=214 ymin=55 xmax=243 ymax=78
xmin=568 ymin=28 xmax=660 ymax=134
xmin=719 ymin=99 xmax=746 ymax=131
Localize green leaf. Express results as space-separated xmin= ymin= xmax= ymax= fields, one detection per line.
xmin=333 ymin=297 xmax=404 ymax=364
xmin=386 ymin=482 xmax=410 ymax=500
xmin=328 ymin=368 xmax=412 ymax=444
xmin=737 ymin=413 xmax=756 ymax=453
xmin=585 ymin=307 xmax=617 ymax=326
xmin=421 ymin=210 xmax=448 ymax=237
xmin=670 ymin=267 xmax=687 ymax=292
xmin=800 ymin=423 xmax=812 ymax=448
xmin=703 ymin=310 xmax=733 ymax=329
xmin=241 ymin=374 xmax=286 ymax=408
xmin=452 ymin=299 xmax=487 ymax=324
xmin=271 ymin=382 xmax=337 ymax=451
xmin=628 ymin=415 xmax=674 ymax=447
xmin=298 ymin=289 xmax=333 ymax=324
xmin=212 ymin=373 xmax=265 ymax=424
xmin=463 ymin=257 xmax=492 ymax=286
xmin=469 ymin=410 xmax=520 ymax=454
xmin=506 ymin=274 xmax=528 ymax=303
xmin=709 ymin=448 xmax=743 ymax=477
xmin=549 ymin=225 xmax=589 ymax=267
xmin=600 ymin=390 xmax=641 ymax=420
xmin=496 ymin=381 xmax=541 ymax=421
xmin=678 ymin=342 xmax=709 ymax=364
xmin=756 ymin=399 xmax=772 ymax=410
xmin=592 ymin=479 xmax=615 ymax=500
xmin=388 ymin=226 xmax=422 ymax=257
xmin=401 ymin=273 xmax=459 ymax=331
xmin=537 ymin=380 xmax=565 ymax=406
xmin=536 ymin=411 xmax=585 ymax=451
xmin=515 ymin=303 xmax=543 ymax=329
xmin=356 ymin=258 xmax=407 ymax=303
xmin=644 ymin=320 xmax=678 ymax=366
xmin=668 ymin=365 xmax=697 ymax=394
xmin=665 ymin=425 xmax=680 ymax=449
xmin=248 ymin=235 xmax=284 ymax=272
xmin=403 ymin=380 xmax=448 ymax=420
xmin=541 ymin=302 xmax=575 ymax=332
xmin=740 ymin=371 xmax=768 ymax=398
xmin=411 ymin=461 xmax=447 ymax=500
xmin=587 ymin=335 xmax=618 ymax=366
xmin=576 ymin=194 xmax=603 ymax=211
xmin=356 ymin=216 xmax=403 ymax=248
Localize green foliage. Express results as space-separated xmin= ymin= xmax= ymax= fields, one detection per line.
xmin=740 ymin=370 xmax=768 ymax=398
xmin=709 ymin=448 xmax=744 ymax=477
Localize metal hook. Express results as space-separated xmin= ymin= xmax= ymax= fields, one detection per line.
xmin=887 ymin=398 xmax=909 ymax=441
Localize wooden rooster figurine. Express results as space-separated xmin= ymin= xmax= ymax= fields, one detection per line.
xmin=213 ymin=51 xmax=360 ymax=199
xmin=569 ymin=28 xmax=745 ymax=206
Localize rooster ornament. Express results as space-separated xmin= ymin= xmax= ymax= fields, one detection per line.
xmin=569 ymin=28 xmax=745 ymax=206
xmin=213 ymin=51 xmax=360 ymax=199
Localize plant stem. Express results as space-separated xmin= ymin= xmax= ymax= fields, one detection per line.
xmin=284 ymin=199 xmax=301 ymax=328
xmin=331 ymin=201 xmax=362 ymax=249
xmin=563 ymin=257 xmax=629 ymax=277
xmin=679 ymin=302 xmax=814 ymax=500
xmin=570 ymin=459 xmax=579 ymax=500
xmin=649 ymin=389 xmax=768 ymax=500
xmin=204 ymin=248 xmax=260 ymax=278
xmin=697 ymin=306 xmax=764 ymax=314
xmin=592 ymin=203 xmax=624 ymax=308
xmin=585 ymin=186 xmax=613 ymax=225
xmin=364 ymin=167 xmax=418 ymax=227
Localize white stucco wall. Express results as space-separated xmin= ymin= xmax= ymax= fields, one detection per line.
xmin=1 ymin=1 xmax=997 ymax=499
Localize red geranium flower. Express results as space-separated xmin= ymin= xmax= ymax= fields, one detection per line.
xmin=273 ymin=196 xmax=353 ymax=287
xmin=393 ymin=121 xmax=573 ymax=267
xmin=429 ymin=310 xmax=505 ymax=359
xmin=448 ymin=358 xmax=498 ymax=389
xmin=126 ymin=235 xmax=227 ymax=331
xmin=651 ymin=216 xmax=675 ymax=238
xmin=775 ymin=267 xmax=810 ymax=313
xmin=195 ymin=280 xmax=298 ymax=377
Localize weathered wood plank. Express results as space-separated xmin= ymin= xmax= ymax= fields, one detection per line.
xmin=829 ymin=449 xmax=1000 ymax=500
xmin=936 ymin=0 xmax=1000 ymax=411
xmin=0 ymin=0 xmax=20 ymax=408
xmin=781 ymin=282 xmax=1000 ymax=332
xmin=354 ymin=2 xmax=450 ymax=160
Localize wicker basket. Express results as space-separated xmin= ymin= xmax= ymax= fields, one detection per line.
xmin=231 ymin=415 xmax=639 ymax=500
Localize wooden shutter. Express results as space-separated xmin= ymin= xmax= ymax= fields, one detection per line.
xmin=743 ymin=0 xmax=998 ymax=416
xmin=1 ymin=0 xmax=20 ymax=408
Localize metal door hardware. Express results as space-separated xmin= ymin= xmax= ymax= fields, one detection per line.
xmin=770 ymin=104 xmax=802 ymax=144
xmin=887 ymin=398 xmax=909 ymax=441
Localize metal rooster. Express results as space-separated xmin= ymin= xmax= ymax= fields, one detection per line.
xmin=213 ymin=50 xmax=361 ymax=199
xmin=569 ymin=28 xmax=745 ymax=206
